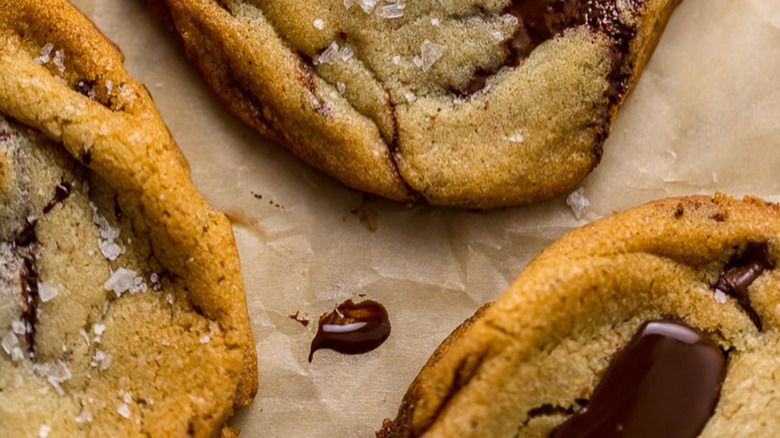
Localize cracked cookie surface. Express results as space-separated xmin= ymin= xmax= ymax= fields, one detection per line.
xmin=148 ymin=0 xmax=681 ymax=208
xmin=380 ymin=194 xmax=780 ymax=436
xmin=0 ymin=1 xmax=257 ymax=436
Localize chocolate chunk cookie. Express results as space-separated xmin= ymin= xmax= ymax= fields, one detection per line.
xmin=380 ymin=194 xmax=780 ymax=436
xmin=0 ymin=1 xmax=257 ymax=435
xmin=148 ymin=0 xmax=680 ymax=208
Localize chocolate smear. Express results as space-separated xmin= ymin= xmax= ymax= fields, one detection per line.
xmin=20 ymin=256 xmax=40 ymax=357
xmin=309 ymin=299 xmax=390 ymax=362
xmin=714 ymin=242 xmax=774 ymax=331
xmin=42 ymin=181 xmax=72 ymax=214
xmin=551 ymin=320 xmax=725 ymax=438
xmin=461 ymin=0 xmax=638 ymax=99
xmin=15 ymin=216 xmax=38 ymax=247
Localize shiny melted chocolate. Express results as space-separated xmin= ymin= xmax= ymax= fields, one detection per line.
xmin=308 ymin=299 xmax=390 ymax=362
xmin=714 ymin=242 xmax=774 ymax=331
xmin=462 ymin=0 xmax=638 ymax=97
xmin=550 ymin=320 xmax=725 ymax=438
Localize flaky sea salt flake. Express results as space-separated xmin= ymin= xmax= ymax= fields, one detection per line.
xmin=380 ymin=3 xmax=405 ymax=19
xmin=566 ymin=187 xmax=590 ymax=220
xmin=199 ymin=335 xmax=211 ymax=344
xmin=505 ymin=133 xmax=524 ymax=143
xmin=313 ymin=18 xmax=325 ymax=30
xmin=340 ymin=45 xmax=355 ymax=62
xmin=35 ymin=43 xmax=54 ymax=64
xmin=337 ymin=82 xmax=346 ymax=95
xmin=38 ymin=282 xmax=59 ymax=302
xmin=53 ymin=49 xmax=66 ymax=73
xmin=93 ymin=324 xmax=106 ymax=336
xmin=413 ymin=40 xmax=444 ymax=72
xmin=11 ymin=320 xmax=27 ymax=335
xmin=117 ymin=403 xmax=131 ymax=419
xmin=2 ymin=331 xmax=19 ymax=355
xmin=33 ymin=361 xmax=72 ymax=397
xmin=38 ymin=424 xmax=51 ymax=438
xmin=713 ymin=289 xmax=728 ymax=303
xmin=91 ymin=349 xmax=112 ymax=370
xmin=75 ymin=409 xmax=93 ymax=424
xmin=104 ymin=268 xmax=147 ymax=297
xmin=315 ymin=41 xmax=341 ymax=65
xmin=344 ymin=0 xmax=378 ymax=13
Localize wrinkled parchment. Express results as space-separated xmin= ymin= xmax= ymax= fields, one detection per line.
xmin=68 ymin=0 xmax=780 ymax=435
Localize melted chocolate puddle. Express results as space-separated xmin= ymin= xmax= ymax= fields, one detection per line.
xmin=42 ymin=181 xmax=72 ymax=214
xmin=461 ymin=0 xmax=638 ymax=98
xmin=714 ymin=242 xmax=774 ymax=331
xmin=551 ymin=320 xmax=725 ymax=438
xmin=308 ymin=299 xmax=390 ymax=362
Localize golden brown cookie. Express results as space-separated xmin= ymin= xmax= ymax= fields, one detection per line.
xmin=380 ymin=194 xmax=780 ymax=436
xmin=0 ymin=1 xmax=257 ymax=435
xmin=147 ymin=0 xmax=680 ymax=208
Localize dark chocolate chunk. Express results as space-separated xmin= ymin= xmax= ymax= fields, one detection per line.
xmin=42 ymin=181 xmax=72 ymax=214
xmin=15 ymin=216 xmax=38 ymax=247
xmin=550 ymin=320 xmax=725 ymax=438
xmin=308 ymin=299 xmax=390 ymax=362
xmin=714 ymin=242 xmax=774 ymax=331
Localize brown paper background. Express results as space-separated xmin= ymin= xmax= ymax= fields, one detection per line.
xmin=68 ymin=0 xmax=780 ymax=436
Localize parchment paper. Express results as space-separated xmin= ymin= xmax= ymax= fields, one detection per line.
xmin=68 ymin=0 xmax=780 ymax=435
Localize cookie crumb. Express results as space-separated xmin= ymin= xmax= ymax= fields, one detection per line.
xmin=674 ymin=202 xmax=685 ymax=218
xmin=337 ymin=82 xmax=346 ymax=95
xmin=566 ymin=188 xmax=590 ymax=220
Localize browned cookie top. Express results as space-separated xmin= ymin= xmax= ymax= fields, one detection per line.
xmin=0 ymin=1 xmax=257 ymax=435
xmin=149 ymin=0 xmax=681 ymax=208
xmin=381 ymin=194 xmax=780 ymax=436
